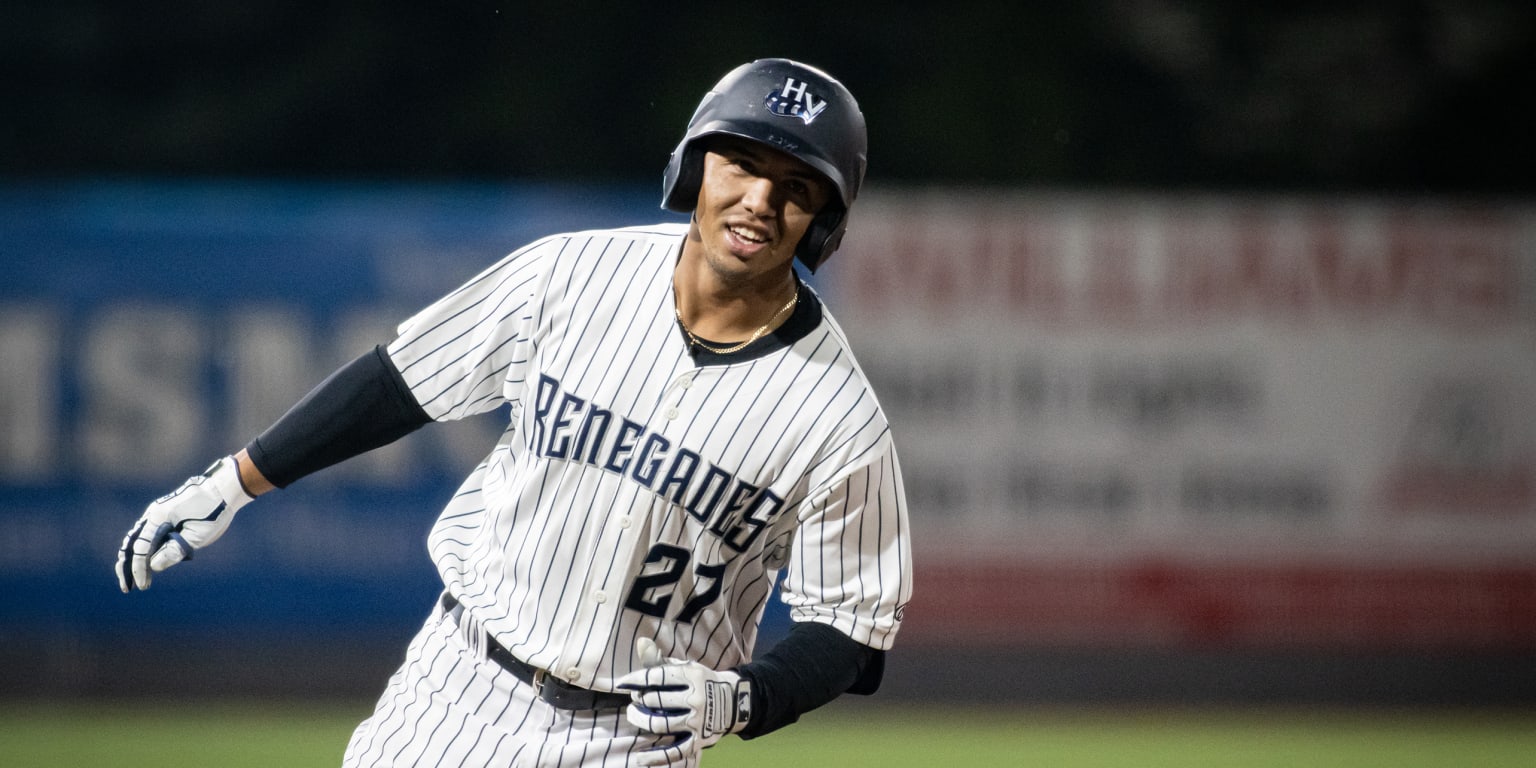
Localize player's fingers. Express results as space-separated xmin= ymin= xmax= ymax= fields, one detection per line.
xmin=127 ymin=522 xmax=164 ymax=591
xmin=629 ymin=693 xmax=690 ymax=718
xmin=617 ymin=666 xmax=685 ymax=694
xmin=633 ymin=747 xmax=680 ymax=768
xmin=636 ymin=637 xmax=664 ymax=667
xmin=149 ymin=532 xmax=193 ymax=573
xmin=130 ymin=548 xmax=154 ymax=592
xmin=116 ymin=550 xmax=134 ymax=593
xmin=117 ymin=520 xmax=147 ymax=593
xmin=625 ymin=702 xmax=690 ymax=736
xmin=615 ymin=669 xmax=651 ymax=693
xmin=633 ymin=735 xmax=691 ymax=767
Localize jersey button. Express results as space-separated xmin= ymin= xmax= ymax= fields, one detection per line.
xmin=619 ymin=516 xmax=631 ymax=529
xmin=566 ymin=667 xmax=582 ymax=681
xmin=594 ymin=591 xmax=607 ymax=604
xmin=664 ymin=407 xmax=679 ymax=420
xmin=678 ymin=374 xmax=694 ymax=388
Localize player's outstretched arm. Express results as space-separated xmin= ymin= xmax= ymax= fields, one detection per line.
xmin=115 ymin=344 xmax=430 ymax=594
xmin=115 ymin=451 xmax=271 ymax=593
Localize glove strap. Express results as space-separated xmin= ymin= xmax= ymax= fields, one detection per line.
xmin=207 ymin=455 xmax=256 ymax=512
xmin=702 ymin=675 xmax=752 ymax=739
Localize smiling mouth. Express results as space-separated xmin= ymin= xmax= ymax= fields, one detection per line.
xmin=727 ymin=224 xmax=770 ymax=245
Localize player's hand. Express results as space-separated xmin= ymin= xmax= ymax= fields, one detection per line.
xmin=616 ymin=638 xmax=752 ymax=766
xmin=115 ymin=455 xmax=255 ymax=593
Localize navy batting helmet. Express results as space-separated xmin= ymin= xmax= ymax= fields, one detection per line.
xmin=662 ymin=58 xmax=868 ymax=272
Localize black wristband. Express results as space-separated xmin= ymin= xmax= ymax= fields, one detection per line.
xmin=245 ymin=345 xmax=432 ymax=488
xmin=734 ymin=621 xmax=884 ymax=739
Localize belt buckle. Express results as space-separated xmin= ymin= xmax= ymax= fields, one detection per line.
xmin=531 ymin=668 xmax=548 ymax=698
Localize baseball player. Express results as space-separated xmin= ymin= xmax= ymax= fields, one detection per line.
xmin=116 ymin=58 xmax=912 ymax=767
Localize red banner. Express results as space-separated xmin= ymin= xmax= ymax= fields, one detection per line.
xmin=904 ymin=559 xmax=1536 ymax=650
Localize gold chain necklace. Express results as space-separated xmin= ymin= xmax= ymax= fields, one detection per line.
xmin=676 ymin=289 xmax=798 ymax=355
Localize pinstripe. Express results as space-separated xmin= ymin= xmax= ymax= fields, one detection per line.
xmin=393 ymin=266 xmax=537 ymax=372
xmin=382 ymin=645 xmax=463 ymax=763
xmin=350 ymin=223 xmax=910 ymax=766
xmin=426 ymin=668 xmax=496 ymax=768
xmin=345 ymin=605 xmax=440 ymax=764
xmin=391 ymin=271 xmax=524 ymax=362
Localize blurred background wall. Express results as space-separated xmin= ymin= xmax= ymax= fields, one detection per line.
xmin=2 ymin=1 xmax=1533 ymax=706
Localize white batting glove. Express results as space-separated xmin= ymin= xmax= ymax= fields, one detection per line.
xmin=115 ymin=455 xmax=254 ymax=592
xmin=616 ymin=638 xmax=752 ymax=766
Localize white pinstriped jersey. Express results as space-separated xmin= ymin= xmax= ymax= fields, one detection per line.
xmin=384 ymin=222 xmax=911 ymax=694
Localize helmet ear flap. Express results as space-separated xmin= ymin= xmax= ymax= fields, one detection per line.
xmin=795 ymin=205 xmax=848 ymax=273
xmin=662 ymin=145 xmax=707 ymax=213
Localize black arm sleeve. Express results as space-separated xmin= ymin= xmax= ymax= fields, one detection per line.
xmin=733 ymin=621 xmax=886 ymax=740
xmin=244 ymin=345 xmax=433 ymax=489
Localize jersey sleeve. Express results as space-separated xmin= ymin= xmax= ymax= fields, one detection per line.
xmin=385 ymin=238 xmax=554 ymax=422
xmin=779 ymin=434 xmax=913 ymax=651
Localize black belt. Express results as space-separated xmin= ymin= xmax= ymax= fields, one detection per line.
xmin=439 ymin=593 xmax=633 ymax=711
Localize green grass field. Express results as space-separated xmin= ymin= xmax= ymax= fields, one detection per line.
xmin=3 ymin=700 xmax=1534 ymax=768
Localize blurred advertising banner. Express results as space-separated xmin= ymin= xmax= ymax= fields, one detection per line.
xmin=0 ymin=181 xmax=674 ymax=640
xmin=3 ymin=183 xmax=1532 ymax=655
xmin=823 ymin=190 xmax=1536 ymax=650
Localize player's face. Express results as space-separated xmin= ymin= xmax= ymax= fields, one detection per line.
xmin=691 ymin=137 xmax=832 ymax=287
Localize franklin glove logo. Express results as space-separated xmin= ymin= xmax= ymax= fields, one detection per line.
xmin=766 ymin=77 xmax=827 ymax=124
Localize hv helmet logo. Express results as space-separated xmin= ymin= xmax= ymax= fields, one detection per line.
xmin=765 ymin=77 xmax=828 ymax=125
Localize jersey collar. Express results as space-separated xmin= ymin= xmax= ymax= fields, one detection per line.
xmin=677 ymin=280 xmax=822 ymax=366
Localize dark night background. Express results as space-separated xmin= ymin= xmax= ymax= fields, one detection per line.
xmin=4 ymin=1 xmax=1533 ymax=194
